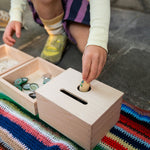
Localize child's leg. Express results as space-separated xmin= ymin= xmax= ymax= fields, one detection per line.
xmin=31 ymin=0 xmax=63 ymax=20
xmin=29 ymin=0 xmax=67 ymax=63
xmin=62 ymin=0 xmax=90 ymax=52
xmin=69 ymin=22 xmax=89 ymax=53
xmin=28 ymin=0 xmax=90 ymax=62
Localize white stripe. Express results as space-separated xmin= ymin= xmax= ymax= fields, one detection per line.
xmin=44 ymin=20 xmax=64 ymax=35
xmin=46 ymin=20 xmax=63 ymax=29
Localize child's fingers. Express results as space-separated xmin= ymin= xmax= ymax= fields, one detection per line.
xmin=7 ymin=36 xmax=16 ymax=44
xmin=7 ymin=31 xmax=16 ymax=43
xmin=82 ymin=46 xmax=107 ymax=83
xmin=5 ymin=30 xmax=16 ymax=42
xmin=5 ymin=40 xmax=14 ymax=46
xmin=3 ymin=35 xmax=14 ymax=46
xmin=4 ymin=35 xmax=15 ymax=46
xmin=3 ymin=32 xmax=16 ymax=46
xmin=95 ymin=60 xmax=103 ymax=79
xmin=3 ymin=21 xmax=21 ymax=46
xmin=82 ymin=53 xmax=91 ymax=82
xmin=86 ymin=56 xmax=99 ymax=83
xmin=15 ymin=23 xmax=21 ymax=38
xmin=96 ymin=55 xmax=106 ymax=79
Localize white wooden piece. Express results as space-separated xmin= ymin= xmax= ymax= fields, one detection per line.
xmin=79 ymin=80 xmax=90 ymax=92
xmin=36 ymin=68 xmax=124 ymax=150
xmin=0 ymin=57 xmax=64 ymax=115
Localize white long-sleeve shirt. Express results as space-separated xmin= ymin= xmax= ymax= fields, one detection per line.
xmin=9 ymin=0 xmax=110 ymax=51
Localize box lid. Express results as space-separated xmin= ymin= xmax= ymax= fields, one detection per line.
xmin=36 ymin=68 xmax=124 ymax=125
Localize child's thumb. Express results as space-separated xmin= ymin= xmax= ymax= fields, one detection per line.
xmin=15 ymin=23 xmax=21 ymax=38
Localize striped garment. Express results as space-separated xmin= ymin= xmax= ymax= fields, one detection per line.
xmin=0 ymin=93 xmax=150 ymax=150
xmin=27 ymin=0 xmax=90 ymax=43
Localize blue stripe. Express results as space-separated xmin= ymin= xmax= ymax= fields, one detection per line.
xmin=82 ymin=4 xmax=90 ymax=25
xmin=0 ymin=115 xmax=61 ymax=150
xmin=114 ymin=125 xmax=150 ymax=148
xmin=121 ymin=104 xmax=150 ymax=123
xmin=110 ymin=125 xmax=150 ymax=149
xmin=68 ymin=0 xmax=82 ymax=21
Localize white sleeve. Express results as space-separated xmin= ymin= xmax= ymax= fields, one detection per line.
xmin=9 ymin=0 xmax=27 ymax=23
xmin=87 ymin=0 xmax=110 ymax=52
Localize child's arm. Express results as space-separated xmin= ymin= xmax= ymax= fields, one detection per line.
xmin=82 ymin=0 xmax=110 ymax=83
xmin=3 ymin=0 xmax=27 ymax=46
xmin=9 ymin=0 xmax=27 ymax=23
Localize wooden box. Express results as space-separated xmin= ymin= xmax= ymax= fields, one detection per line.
xmin=0 ymin=57 xmax=64 ymax=115
xmin=0 ymin=44 xmax=33 ymax=75
xmin=36 ymin=68 xmax=124 ymax=150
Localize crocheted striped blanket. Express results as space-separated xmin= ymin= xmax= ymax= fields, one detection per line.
xmin=0 ymin=93 xmax=150 ymax=150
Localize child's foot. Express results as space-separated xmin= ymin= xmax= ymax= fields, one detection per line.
xmin=40 ymin=34 xmax=67 ymax=64
xmin=0 ymin=10 xmax=9 ymax=31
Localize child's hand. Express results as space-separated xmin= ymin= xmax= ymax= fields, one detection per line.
xmin=82 ymin=45 xmax=107 ymax=83
xmin=3 ymin=21 xmax=21 ymax=46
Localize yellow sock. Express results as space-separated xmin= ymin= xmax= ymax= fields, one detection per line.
xmin=40 ymin=13 xmax=67 ymax=63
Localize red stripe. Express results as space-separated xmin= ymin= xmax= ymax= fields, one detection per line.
xmin=0 ymin=146 xmax=5 ymax=150
xmin=0 ymin=107 xmax=69 ymax=150
xmin=119 ymin=114 xmax=150 ymax=138
xmin=116 ymin=122 xmax=150 ymax=144
xmin=102 ymin=136 xmax=127 ymax=150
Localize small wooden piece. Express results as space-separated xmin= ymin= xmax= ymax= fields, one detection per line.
xmin=0 ymin=57 xmax=64 ymax=115
xmin=0 ymin=44 xmax=33 ymax=75
xmin=36 ymin=68 xmax=124 ymax=150
xmin=79 ymin=80 xmax=90 ymax=92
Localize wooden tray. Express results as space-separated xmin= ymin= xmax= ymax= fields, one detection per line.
xmin=0 ymin=44 xmax=33 ymax=76
xmin=36 ymin=68 xmax=124 ymax=150
xmin=0 ymin=57 xmax=64 ymax=115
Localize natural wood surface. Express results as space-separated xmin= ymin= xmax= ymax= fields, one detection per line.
xmin=0 ymin=57 xmax=64 ymax=115
xmin=36 ymin=68 xmax=124 ymax=149
xmin=0 ymin=44 xmax=33 ymax=75
xmin=0 ymin=44 xmax=123 ymax=149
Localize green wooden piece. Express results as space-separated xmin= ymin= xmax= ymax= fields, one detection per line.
xmin=14 ymin=78 xmax=23 ymax=86
xmin=21 ymin=77 xmax=28 ymax=84
xmin=14 ymin=84 xmax=22 ymax=91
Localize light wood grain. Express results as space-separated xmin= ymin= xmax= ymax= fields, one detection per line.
xmin=36 ymin=68 xmax=124 ymax=150
xmin=0 ymin=57 xmax=64 ymax=115
xmin=0 ymin=44 xmax=33 ymax=76
xmin=0 ymin=44 xmax=124 ymax=149
xmin=0 ymin=78 xmax=37 ymax=114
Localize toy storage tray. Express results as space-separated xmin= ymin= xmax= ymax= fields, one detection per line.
xmin=0 ymin=57 xmax=64 ymax=115
xmin=0 ymin=44 xmax=33 ymax=75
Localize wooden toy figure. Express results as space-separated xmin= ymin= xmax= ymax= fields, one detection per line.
xmin=79 ymin=80 xmax=90 ymax=92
